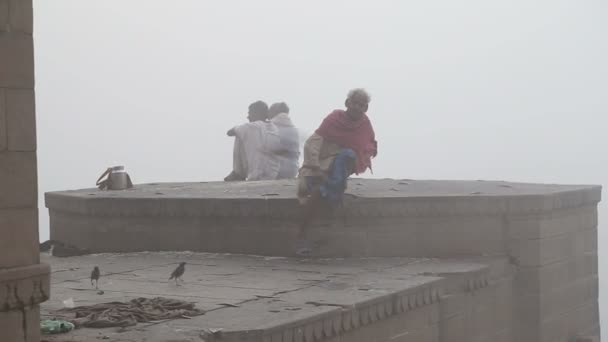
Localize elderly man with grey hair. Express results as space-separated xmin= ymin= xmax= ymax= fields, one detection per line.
xmin=296 ymin=88 xmax=378 ymax=255
xmin=267 ymin=102 xmax=300 ymax=179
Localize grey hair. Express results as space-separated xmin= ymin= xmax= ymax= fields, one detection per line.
xmin=347 ymin=88 xmax=371 ymax=104
xmin=269 ymin=102 xmax=290 ymax=116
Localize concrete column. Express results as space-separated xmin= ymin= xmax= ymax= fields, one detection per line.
xmin=0 ymin=1 xmax=50 ymax=341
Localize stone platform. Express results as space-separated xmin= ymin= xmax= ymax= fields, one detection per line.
xmin=41 ymin=252 xmax=512 ymax=342
xmin=45 ymin=179 xmax=602 ymax=341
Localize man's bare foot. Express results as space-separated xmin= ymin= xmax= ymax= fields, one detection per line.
xmin=224 ymin=171 xmax=245 ymax=182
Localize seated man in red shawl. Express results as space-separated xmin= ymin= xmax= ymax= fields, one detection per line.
xmin=296 ymin=88 xmax=377 ymax=254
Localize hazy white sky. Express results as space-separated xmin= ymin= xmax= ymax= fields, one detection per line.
xmin=33 ymin=0 xmax=607 ymax=327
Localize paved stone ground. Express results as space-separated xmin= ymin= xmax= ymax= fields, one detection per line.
xmin=47 ymin=178 xmax=592 ymax=200
xmin=40 ymin=252 xmax=492 ymax=342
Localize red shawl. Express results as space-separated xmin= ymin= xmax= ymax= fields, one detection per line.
xmin=315 ymin=109 xmax=377 ymax=174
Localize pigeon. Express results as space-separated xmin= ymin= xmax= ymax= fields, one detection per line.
xmin=169 ymin=262 xmax=186 ymax=285
xmin=91 ymin=266 xmax=100 ymax=289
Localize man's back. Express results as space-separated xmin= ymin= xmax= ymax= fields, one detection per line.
xmin=233 ymin=121 xmax=281 ymax=181
xmin=271 ymin=113 xmax=300 ymax=179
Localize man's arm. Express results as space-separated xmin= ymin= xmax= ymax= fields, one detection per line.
xmin=227 ymin=127 xmax=236 ymax=136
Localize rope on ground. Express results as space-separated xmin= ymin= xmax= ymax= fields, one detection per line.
xmin=56 ymin=297 xmax=205 ymax=328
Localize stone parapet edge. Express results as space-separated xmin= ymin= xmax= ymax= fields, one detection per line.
xmin=46 ymin=187 xmax=601 ymax=218
xmin=208 ymin=270 xmax=490 ymax=342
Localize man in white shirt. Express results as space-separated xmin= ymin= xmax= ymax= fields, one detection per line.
xmin=225 ymin=101 xmax=281 ymax=181
xmin=268 ymin=102 xmax=300 ymax=179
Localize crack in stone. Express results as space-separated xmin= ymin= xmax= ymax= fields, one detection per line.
xmin=13 ymin=286 xmax=28 ymax=341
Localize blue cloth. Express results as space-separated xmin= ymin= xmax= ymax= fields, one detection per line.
xmin=306 ymin=149 xmax=355 ymax=204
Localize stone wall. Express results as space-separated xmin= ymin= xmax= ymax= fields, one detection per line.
xmin=508 ymin=204 xmax=600 ymax=341
xmin=0 ymin=0 xmax=50 ymax=341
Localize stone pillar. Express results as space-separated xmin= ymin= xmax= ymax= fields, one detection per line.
xmin=0 ymin=1 xmax=50 ymax=341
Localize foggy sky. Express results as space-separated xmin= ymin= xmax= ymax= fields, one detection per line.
xmin=32 ymin=0 xmax=607 ymax=330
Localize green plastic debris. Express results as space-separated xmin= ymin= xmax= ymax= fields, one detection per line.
xmin=40 ymin=319 xmax=75 ymax=334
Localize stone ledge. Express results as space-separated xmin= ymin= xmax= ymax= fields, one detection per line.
xmin=45 ymin=180 xmax=602 ymax=218
xmin=0 ymin=263 xmax=50 ymax=312
xmin=197 ymin=265 xmax=492 ymax=342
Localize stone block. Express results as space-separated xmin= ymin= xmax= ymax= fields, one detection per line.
xmin=514 ymin=318 xmax=540 ymax=342
xmin=576 ymin=337 xmax=600 ymax=342
xmin=564 ymin=301 xmax=600 ymax=338
xmin=403 ymin=325 xmax=439 ymax=342
xmin=8 ymin=0 xmax=33 ymax=34
xmin=0 ymin=208 xmax=38 ymax=268
xmin=0 ymin=88 xmax=6 ymax=151
xmin=362 ymin=229 xmax=421 ymax=257
xmin=509 ymin=232 xmax=573 ymax=267
xmin=0 ymin=151 xmax=37 ymax=208
xmin=468 ymin=300 xmax=496 ymax=340
xmin=491 ymin=329 xmax=513 ymax=342
xmin=0 ymin=307 xmax=39 ymax=342
xmin=402 ymin=303 xmax=440 ymax=330
xmin=538 ymin=302 xmax=600 ymax=342
xmin=515 ymin=253 xmax=597 ymax=294
xmin=493 ymin=279 xmax=513 ymax=332
xmin=507 ymin=205 xmax=598 ymax=240
xmin=0 ymin=0 xmax=7 ymax=31
xmin=0 ymin=32 xmax=34 ymax=88
xmin=388 ymin=331 xmax=414 ymax=342
xmin=0 ymin=310 xmax=26 ymax=342
xmin=344 ymin=215 xmax=505 ymax=257
xmin=418 ymin=217 xmax=504 ymax=257
xmin=539 ymin=313 xmax=569 ymax=342
xmin=582 ymin=228 xmax=597 ymax=253
xmin=439 ymin=293 xmax=467 ymax=320
xmin=517 ymin=276 xmax=598 ymax=328
xmin=5 ymin=88 xmax=36 ymax=151
xmin=439 ymin=314 xmax=466 ymax=342
xmin=26 ymin=306 xmax=40 ymax=342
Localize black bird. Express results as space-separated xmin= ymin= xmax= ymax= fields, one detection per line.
xmin=91 ymin=266 xmax=100 ymax=289
xmin=169 ymin=262 xmax=186 ymax=285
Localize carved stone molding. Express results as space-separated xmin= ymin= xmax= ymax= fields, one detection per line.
xmin=0 ymin=263 xmax=50 ymax=312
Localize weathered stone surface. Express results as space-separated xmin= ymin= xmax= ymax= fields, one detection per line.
xmin=439 ymin=313 xmax=466 ymax=342
xmin=0 ymin=0 xmax=8 ymax=31
xmin=0 ymin=32 xmax=34 ymax=88
xmin=0 ymin=88 xmax=6 ymax=151
xmin=507 ymin=205 xmax=598 ymax=240
xmin=0 ymin=0 xmax=32 ymax=33
xmin=5 ymin=88 xmax=35 ymax=151
xmin=515 ymin=253 xmax=597 ymax=294
xmin=8 ymin=0 xmax=33 ymax=34
xmin=40 ymin=252 xmax=506 ymax=342
xmin=0 ymin=310 xmax=26 ymax=342
xmin=46 ymin=180 xmax=602 ymax=217
xmin=0 ymin=151 xmax=36 ymax=208
xmin=0 ymin=208 xmax=38 ymax=268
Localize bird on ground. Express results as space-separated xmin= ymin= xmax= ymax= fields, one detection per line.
xmin=91 ymin=266 xmax=100 ymax=289
xmin=169 ymin=262 xmax=186 ymax=286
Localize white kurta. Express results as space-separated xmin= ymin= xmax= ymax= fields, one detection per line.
xmin=270 ymin=113 xmax=300 ymax=179
xmin=232 ymin=121 xmax=280 ymax=181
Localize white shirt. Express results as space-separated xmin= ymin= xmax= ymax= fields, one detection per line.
xmin=233 ymin=121 xmax=280 ymax=181
xmin=270 ymin=113 xmax=300 ymax=179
